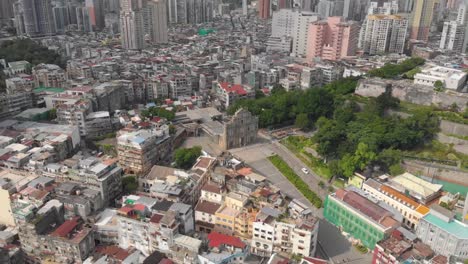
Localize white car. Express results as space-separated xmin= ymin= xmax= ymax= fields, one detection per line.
xmin=301 ymin=168 xmax=309 ymax=174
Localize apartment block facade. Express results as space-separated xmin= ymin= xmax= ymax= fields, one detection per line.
xmin=306 ymin=16 xmax=359 ymax=62
xmin=324 ymin=188 xmax=401 ymax=249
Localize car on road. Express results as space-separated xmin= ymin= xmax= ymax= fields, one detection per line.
xmin=302 ymin=168 xmax=309 ymax=174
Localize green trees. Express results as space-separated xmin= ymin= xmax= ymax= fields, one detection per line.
xmin=434 ymin=80 xmax=445 ymax=91
xmin=0 ymin=38 xmax=66 ymax=67
xmin=294 ymin=113 xmax=310 ymax=129
xmin=174 ymin=146 xmax=202 ymax=170
xmin=404 ymin=67 xmax=421 ymax=79
xmin=141 ymin=107 xmax=175 ymax=120
xmin=368 ymin=57 xmax=425 ymax=79
xmin=122 ymin=176 xmax=138 ymax=194
xmin=228 ymin=82 xmax=342 ymax=128
xmin=314 ymin=94 xmax=439 ymax=177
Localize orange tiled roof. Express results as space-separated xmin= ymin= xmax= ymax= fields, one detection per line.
xmin=416 ymin=205 xmax=430 ymax=215
xmin=380 ymin=185 xmax=419 ymax=208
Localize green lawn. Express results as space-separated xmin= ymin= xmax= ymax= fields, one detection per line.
xmin=281 ymin=136 xmax=332 ymax=180
xmin=268 ymin=155 xmax=322 ymax=208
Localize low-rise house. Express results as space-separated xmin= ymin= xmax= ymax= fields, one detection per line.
xmin=372 ymin=228 xmax=434 ymax=264
xmin=251 ymin=206 xmax=319 ymax=258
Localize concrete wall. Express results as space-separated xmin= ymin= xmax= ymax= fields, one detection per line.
xmin=402 ymin=159 xmax=468 ymax=187
xmin=356 ymin=78 xmax=468 ymax=111
xmin=440 ymin=120 xmax=468 ymax=137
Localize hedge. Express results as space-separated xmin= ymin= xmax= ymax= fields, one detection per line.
xmin=268 ymin=155 xmax=323 ymax=208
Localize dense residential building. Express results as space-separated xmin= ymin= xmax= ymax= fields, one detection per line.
xmin=258 ymin=0 xmax=271 ymax=19
xmin=120 ymin=0 xmax=145 ymax=49
xmin=146 ymin=0 xmax=168 ymax=43
xmin=372 ymin=228 xmax=435 ymax=264
xmin=32 ymin=64 xmax=67 ymax=88
xmin=440 ymin=21 xmax=465 ymax=52
xmin=317 ymin=0 xmax=345 ymax=18
xmin=43 ymin=157 xmax=123 ymax=206
xmin=266 ymin=36 xmax=293 ymax=52
xmin=324 ymin=187 xmax=402 ymax=249
xmin=0 ymin=0 xmax=14 ymax=20
xmin=214 ymin=82 xmax=255 ymax=109
xmin=251 ymin=206 xmax=319 ymax=258
xmin=416 ymin=205 xmax=468 ymax=258
xmin=458 ymin=0 xmax=468 ymax=53
xmin=359 ymin=14 xmax=408 ymax=55
xmin=117 ymin=125 xmax=172 ymax=175
xmin=271 ymin=9 xmax=321 ymax=57
xmin=85 ymin=0 xmax=105 ymax=29
xmin=48 ymin=216 xmax=96 ymax=263
xmin=292 ymin=11 xmax=321 ymax=57
xmin=5 ymin=75 xmax=35 ymax=94
xmin=167 ymin=0 xmax=214 ymax=24
xmin=410 ymin=0 xmax=437 ymax=42
xmin=14 ymin=0 xmax=57 ymax=37
xmin=306 ymin=16 xmax=359 ymax=62
xmin=0 ymin=92 xmax=34 ymax=119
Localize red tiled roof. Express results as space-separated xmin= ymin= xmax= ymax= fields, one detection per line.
xmin=237 ymin=167 xmax=252 ymax=176
xmin=150 ymin=213 xmax=164 ymax=224
xmin=219 ymin=82 xmax=247 ymax=95
xmin=139 ymin=122 xmax=151 ymax=128
xmin=207 ymin=231 xmax=246 ymax=249
xmin=195 ymin=200 xmax=221 ymax=215
xmin=119 ymin=206 xmax=133 ymax=214
xmin=133 ymin=203 xmax=146 ymax=212
xmin=201 ymin=183 xmax=222 ymax=194
xmin=259 ymin=188 xmax=271 ymax=197
xmin=338 ymin=189 xmax=391 ymax=223
xmin=96 ymin=245 xmax=130 ymax=261
xmin=160 ymin=259 xmax=174 ymax=264
xmin=51 ymin=217 xmax=80 ymax=238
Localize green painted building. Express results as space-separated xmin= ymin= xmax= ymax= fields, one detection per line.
xmin=324 ymin=188 xmax=401 ymax=249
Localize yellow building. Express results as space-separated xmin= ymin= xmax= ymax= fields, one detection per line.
xmin=347 ymin=172 xmax=367 ymax=189
xmin=234 ymin=208 xmax=257 ymax=238
xmin=225 ymin=192 xmax=248 ymax=210
xmin=410 ymin=0 xmax=439 ymax=42
xmin=214 ymin=205 xmax=239 ymax=235
xmin=0 ymin=188 xmax=15 ymax=226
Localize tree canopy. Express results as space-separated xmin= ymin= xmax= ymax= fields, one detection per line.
xmin=367 ymin=57 xmax=425 ymax=79
xmin=227 ymin=78 xmax=360 ymax=129
xmin=0 ymin=38 xmax=66 ymax=67
xmin=141 ymin=107 xmax=175 ymax=121
xmin=122 ymin=176 xmax=138 ymax=194
xmin=174 ymin=146 xmax=202 ymax=170
xmin=313 ymin=92 xmax=439 ymax=177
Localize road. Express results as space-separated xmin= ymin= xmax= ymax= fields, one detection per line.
xmin=230 ymin=139 xmax=373 ymax=264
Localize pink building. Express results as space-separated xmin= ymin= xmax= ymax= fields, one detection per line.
xmin=258 ymin=0 xmax=270 ymax=19
xmin=306 ymin=17 xmax=359 ymax=62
